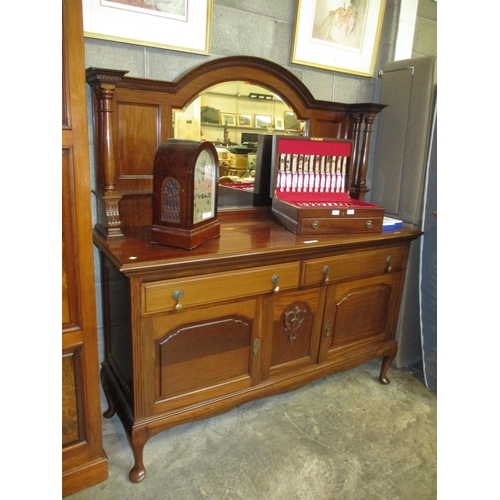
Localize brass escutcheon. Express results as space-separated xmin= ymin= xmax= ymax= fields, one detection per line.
xmin=324 ymin=320 xmax=331 ymax=337
xmin=253 ymin=339 xmax=260 ymax=356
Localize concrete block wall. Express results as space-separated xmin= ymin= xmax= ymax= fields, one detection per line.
xmin=84 ymin=0 xmax=436 ymax=140
xmin=412 ymin=0 xmax=437 ymax=58
xmin=83 ymin=0 xmax=392 ymax=105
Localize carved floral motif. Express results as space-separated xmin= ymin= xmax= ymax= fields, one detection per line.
xmin=284 ymin=305 xmax=307 ymax=343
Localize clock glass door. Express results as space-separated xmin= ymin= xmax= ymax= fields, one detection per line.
xmin=193 ymin=149 xmax=217 ymax=224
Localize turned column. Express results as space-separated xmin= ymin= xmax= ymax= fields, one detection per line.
xmin=349 ymin=114 xmax=363 ymax=199
xmin=355 ymin=113 xmax=376 ymax=201
xmin=94 ymin=85 xmax=123 ymax=238
xmin=347 ymin=104 xmax=385 ymax=202
xmin=86 ymin=68 xmax=129 ymax=239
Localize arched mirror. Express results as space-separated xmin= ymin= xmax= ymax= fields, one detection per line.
xmin=173 ymin=81 xmax=305 ymax=208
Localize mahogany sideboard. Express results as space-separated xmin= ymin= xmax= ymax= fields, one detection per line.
xmin=95 ymin=209 xmax=421 ymax=483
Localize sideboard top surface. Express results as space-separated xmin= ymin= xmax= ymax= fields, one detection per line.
xmin=94 ymin=211 xmax=421 ymax=280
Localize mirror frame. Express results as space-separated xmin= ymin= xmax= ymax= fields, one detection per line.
xmin=87 ymin=56 xmax=384 ymax=239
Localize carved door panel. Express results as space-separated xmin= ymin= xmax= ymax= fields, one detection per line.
xmin=319 ymin=273 xmax=402 ymax=363
xmin=142 ymin=299 xmax=260 ymax=414
xmin=264 ymin=288 xmax=323 ymax=379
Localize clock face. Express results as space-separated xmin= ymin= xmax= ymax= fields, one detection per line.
xmin=193 ymin=148 xmax=217 ymax=225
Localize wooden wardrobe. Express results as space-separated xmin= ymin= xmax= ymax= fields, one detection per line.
xmin=62 ymin=0 xmax=108 ymax=495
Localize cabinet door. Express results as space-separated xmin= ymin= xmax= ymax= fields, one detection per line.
xmin=62 ymin=0 xmax=107 ymax=495
xmin=319 ymin=273 xmax=402 ymax=363
xmin=262 ymin=288 xmax=323 ymax=379
xmin=142 ymin=299 xmax=260 ymax=414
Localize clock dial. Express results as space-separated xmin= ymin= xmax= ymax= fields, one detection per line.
xmin=193 ymin=149 xmax=216 ymax=224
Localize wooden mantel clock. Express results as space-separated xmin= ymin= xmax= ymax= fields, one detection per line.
xmin=152 ymin=139 xmax=220 ymax=249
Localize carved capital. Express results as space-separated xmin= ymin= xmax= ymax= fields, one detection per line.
xmin=86 ymin=68 xmax=129 ymax=87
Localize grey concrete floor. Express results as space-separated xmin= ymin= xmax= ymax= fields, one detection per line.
xmin=67 ymin=360 xmax=436 ymax=500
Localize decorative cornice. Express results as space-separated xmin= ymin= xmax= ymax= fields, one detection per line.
xmin=86 ymin=68 xmax=129 ymax=86
xmin=85 ymin=58 xmax=386 ymax=117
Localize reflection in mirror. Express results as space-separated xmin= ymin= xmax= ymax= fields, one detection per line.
xmin=174 ymin=81 xmax=305 ymax=208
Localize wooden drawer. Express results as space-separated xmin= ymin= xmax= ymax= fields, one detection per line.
xmin=299 ymin=215 xmax=383 ymax=234
xmin=142 ymin=262 xmax=300 ymax=314
xmin=301 ymin=245 xmax=407 ymax=286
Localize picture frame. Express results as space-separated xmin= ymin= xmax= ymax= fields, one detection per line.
xmin=201 ymin=106 xmax=220 ymax=124
xmin=275 ymin=117 xmax=284 ymax=130
xmin=237 ymin=114 xmax=252 ymax=127
xmin=291 ymin=0 xmax=386 ymax=77
xmin=284 ymin=111 xmax=301 ymax=131
xmin=255 ymin=115 xmax=272 ymax=128
xmin=221 ymin=112 xmax=236 ymax=126
xmin=82 ymin=0 xmax=213 ymax=55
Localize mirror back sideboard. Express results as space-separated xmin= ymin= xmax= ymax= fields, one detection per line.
xmin=86 ymin=57 xmax=385 ymax=239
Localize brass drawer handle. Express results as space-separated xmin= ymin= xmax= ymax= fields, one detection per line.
xmin=365 ymin=220 xmax=373 ymax=229
xmin=172 ymin=289 xmax=184 ymax=310
xmin=386 ymin=256 xmax=393 ymax=273
xmin=322 ymin=265 xmax=330 ymax=284
xmin=311 ymin=221 xmax=320 ymax=229
xmin=271 ymin=274 xmax=280 ymax=293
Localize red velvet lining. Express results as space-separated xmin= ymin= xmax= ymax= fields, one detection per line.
xmin=274 ymin=138 xmax=360 ymax=205
xmin=221 ymin=183 xmax=254 ymax=191
xmin=275 ymin=191 xmax=378 ymax=208
xmin=276 ymin=190 xmax=351 ymax=203
xmin=277 ymin=139 xmax=351 ymax=156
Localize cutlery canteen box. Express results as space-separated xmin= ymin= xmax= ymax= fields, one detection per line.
xmin=269 ymin=136 xmax=385 ymax=235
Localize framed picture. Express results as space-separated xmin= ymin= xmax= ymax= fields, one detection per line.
xmin=291 ymin=0 xmax=386 ymax=77
xmin=237 ymin=114 xmax=252 ymax=127
xmin=201 ymin=106 xmax=220 ymax=124
xmin=221 ymin=112 xmax=236 ymax=126
xmin=275 ymin=117 xmax=284 ymax=130
xmin=82 ymin=0 xmax=213 ymax=55
xmin=255 ymin=115 xmax=272 ymax=128
xmin=284 ymin=111 xmax=301 ymax=131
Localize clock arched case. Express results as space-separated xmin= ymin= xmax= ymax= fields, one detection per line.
xmin=152 ymin=139 xmax=220 ymax=249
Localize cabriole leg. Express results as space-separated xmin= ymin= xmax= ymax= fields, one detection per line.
xmin=379 ymin=347 xmax=397 ymax=385
xmin=100 ymin=365 xmax=116 ymax=419
xmin=128 ymin=427 xmax=148 ymax=483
